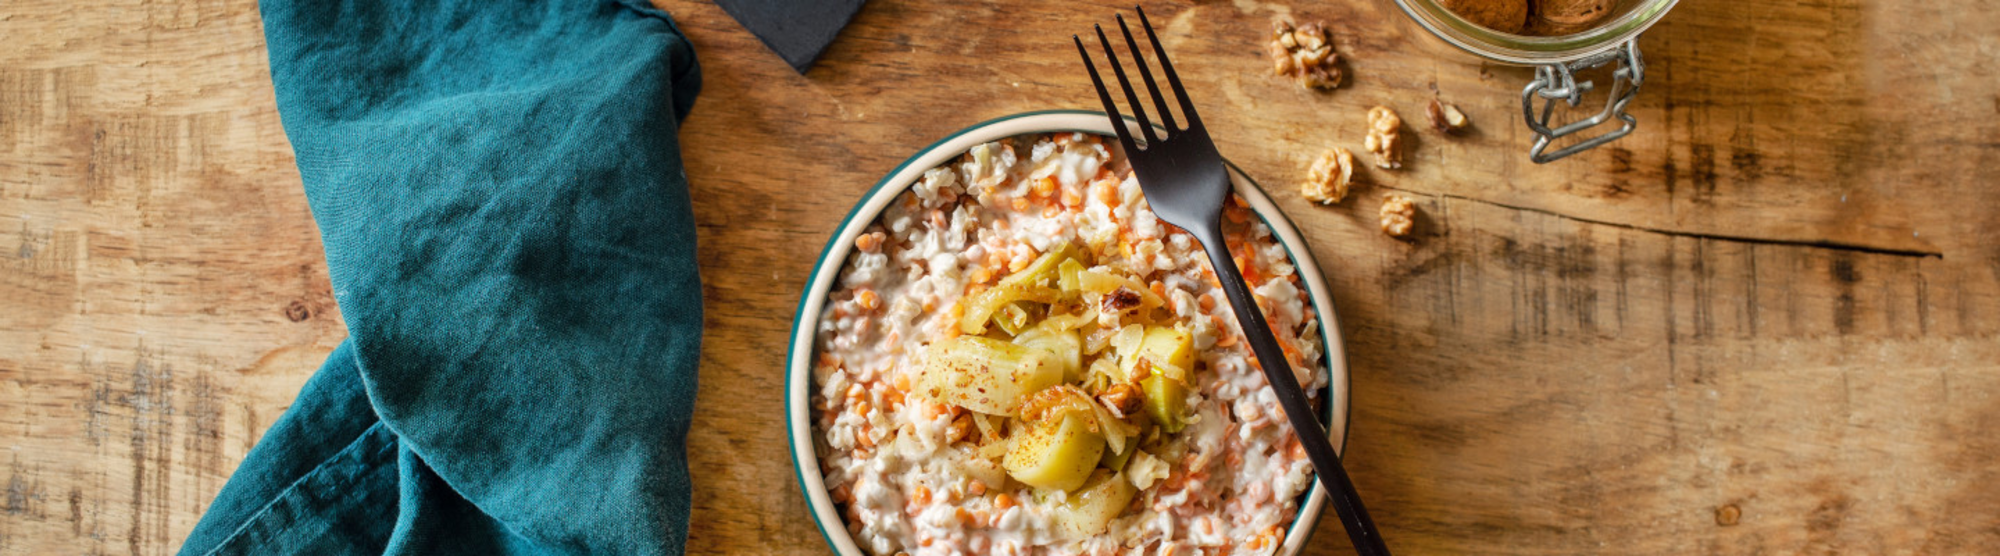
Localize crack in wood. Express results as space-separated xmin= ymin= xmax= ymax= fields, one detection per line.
xmin=1378 ymin=186 xmax=1946 ymax=259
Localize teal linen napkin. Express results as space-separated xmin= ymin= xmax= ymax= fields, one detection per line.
xmin=179 ymin=0 xmax=703 ymax=554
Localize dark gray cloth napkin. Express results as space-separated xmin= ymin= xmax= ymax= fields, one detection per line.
xmin=714 ymin=0 xmax=867 ymax=73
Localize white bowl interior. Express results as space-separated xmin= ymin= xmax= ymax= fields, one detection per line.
xmin=785 ymin=111 xmax=1352 ymax=556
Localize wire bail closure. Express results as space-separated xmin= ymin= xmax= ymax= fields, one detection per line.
xmin=1522 ymin=40 xmax=1644 ymax=164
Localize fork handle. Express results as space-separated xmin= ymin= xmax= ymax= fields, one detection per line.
xmin=1194 ymin=225 xmax=1392 ymax=556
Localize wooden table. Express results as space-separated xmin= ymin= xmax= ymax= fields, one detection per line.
xmin=3 ymin=0 xmax=1996 ymax=553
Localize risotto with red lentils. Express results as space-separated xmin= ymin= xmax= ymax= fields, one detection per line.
xmin=812 ymin=132 xmax=1328 ymax=556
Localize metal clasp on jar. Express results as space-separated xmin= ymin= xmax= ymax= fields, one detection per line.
xmin=1521 ymin=40 xmax=1643 ymax=163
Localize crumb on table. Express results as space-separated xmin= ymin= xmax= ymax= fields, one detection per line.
xmin=1428 ymin=99 xmax=1469 ymax=134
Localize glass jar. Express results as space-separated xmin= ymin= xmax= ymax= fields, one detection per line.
xmin=1392 ymin=0 xmax=1678 ymax=163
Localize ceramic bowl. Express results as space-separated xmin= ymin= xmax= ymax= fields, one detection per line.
xmin=784 ymin=110 xmax=1352 ymax=556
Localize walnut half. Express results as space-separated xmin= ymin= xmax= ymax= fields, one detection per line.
xmin=1380 ymin=194 xmax=1417 ymax=237
xmin=1365 ymin=106 xmax=1404 ymax=169
xmin=1267 ymin=19 xmax=1343 ymax=90
xmin=1300 ymin=147 xmax=1355 ymax=205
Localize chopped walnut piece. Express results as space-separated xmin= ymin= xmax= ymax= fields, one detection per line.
xmin=1379 ymin=194 xmax=1417 ymax=237
xmin=1427 ymin=99 xmax=1469 ymax=134
xmin=1266 ymin=19 xmax=1343 ymax=90
xmin=1096 ymin=383 xmax=1142 ymax=418
xmin=1101 ymin=287 xmax=1142 ymax=313
xmin=1299 ymin=147 xmax=1355 ymax=205
xmin=947 ymin=412 xmax=978 ymax=444
xmin=1124 ymin=357 xmax=1154 ymax=384
xmin=1364 ymin=106 xmax=1404 ymax=169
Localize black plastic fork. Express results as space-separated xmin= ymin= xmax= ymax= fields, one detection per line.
xmin=1075 ymin=9 xmax=1392 ymax=556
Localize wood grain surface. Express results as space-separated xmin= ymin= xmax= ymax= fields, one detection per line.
xmin=2 ymin=0 xmax=1996 ymax=554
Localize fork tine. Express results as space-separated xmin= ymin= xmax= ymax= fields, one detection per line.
xmin=1135 ymin=7 xmax=1202 ymax=130
xmin=1094 ymin=24 xmax=1160 ymax=147
xmin=1116 ymin=14 xmax=1177 ymax=132
xmin=1076 ymin=35 xmax=1141 ymax=156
